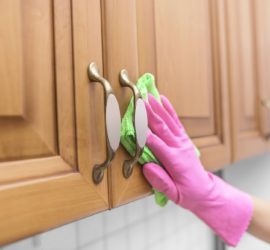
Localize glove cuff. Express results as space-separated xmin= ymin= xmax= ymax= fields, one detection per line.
xmin=191 ymin=174 xmax=253 ymax=247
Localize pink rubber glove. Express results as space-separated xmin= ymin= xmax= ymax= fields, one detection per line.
xmin=143 ymin=94 xmax=253 ymax=247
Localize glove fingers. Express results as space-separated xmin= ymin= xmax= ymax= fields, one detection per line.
xmin=143 ymin=163 xmax=179 ymax=203
xmin=146 ymin=129 xmax=182 ymax=179
xmin=146 ymin=129 xmax=171 ymax=162
xmin=160 ymin=95 xmax=196 ymax=151
xmin=160 ymin=95 xmax=186 ymax=134
xmin=148 ymin=94 xmax=181 ymax=137
xmin=145 ymin=101 xmax=180 ymax=147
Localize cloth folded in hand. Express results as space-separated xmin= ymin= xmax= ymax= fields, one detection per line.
xmin=121 ymin=73 xmax=200 ymax=207
xmin=120 ymin=73 xmax=169 ymax=206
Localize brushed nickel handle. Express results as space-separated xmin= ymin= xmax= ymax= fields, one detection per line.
xmin=119 ymin=69 xmax=148 ymax=178
xmin=88 ymin=62 xmax=121 ymax=184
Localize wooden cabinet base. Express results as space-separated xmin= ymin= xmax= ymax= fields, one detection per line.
xmin=0 ymin=173 xmax=108 ymax=246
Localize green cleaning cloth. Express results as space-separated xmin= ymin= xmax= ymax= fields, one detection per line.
xmin=121 ymin=73 xmax=168 ymax=206
xmin=121 ymin=73 xmax=200 ymax=207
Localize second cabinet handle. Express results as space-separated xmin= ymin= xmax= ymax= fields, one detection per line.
xmin=119 ymin=69 xmax=148 ymax=178
xmin=88 ymin=62 xmax=121 ymax=184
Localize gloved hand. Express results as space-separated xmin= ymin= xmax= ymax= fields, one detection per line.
xmin=143 ymin=94 xmax=253 ymax=247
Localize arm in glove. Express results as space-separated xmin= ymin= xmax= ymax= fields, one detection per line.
xmin=143 ymin=94 xmax=253 ymax=247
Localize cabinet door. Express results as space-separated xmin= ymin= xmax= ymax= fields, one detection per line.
xmin=102 ymin=0 xmax=152 ymax=207
xmin=226 ymin=0 xmax=267 ymax=161
xmin=149 ymin=0 xmax=231 ymax=169
xmin=102 ymin=0 xmax=231 ymax=208
xmin=0 ymin=0 xmax=107 ymax=245
xmin=254 ymin=0 xmax=270 ymax=142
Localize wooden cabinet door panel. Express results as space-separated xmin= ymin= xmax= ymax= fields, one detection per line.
xmin=226 ymin=0 xmax=267 ymax=160
xmin=0 ymin=0 xmax=57 ymax=163
xmin=152 ymin=0 xmax=231 ymax=169
xmin=103 ymin=0 xmax=230 ymax=208
xmin=102 ymin=0 xmax=152 ymax=208
xmin=0 ymin=0 xmax=108 ymax=245
xmin=154 ymin=0 xmax=214 ymax=137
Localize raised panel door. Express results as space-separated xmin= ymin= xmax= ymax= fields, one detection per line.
xmin=0 ymin=0 xmax=108 ymax=245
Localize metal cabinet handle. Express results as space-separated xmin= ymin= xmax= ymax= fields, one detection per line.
xmin=88 ymin=62 xmax=121 ymax=184
xmin=119 ymin=69 xmax=148 ymax=178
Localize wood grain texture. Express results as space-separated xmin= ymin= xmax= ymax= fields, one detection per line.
xmin=226 ymin=0 xmax=267 ymax=161
xmin=0 ymin=174 xmax=108 ymax=246
xmin=155 ymin=0 xmax=213 ymax=118
xmin=0 ymin=0 xmax=76 ymax=182
xmin=72 ymin=0 xmax=109 ymax=203
xmin=153 ymin=0 xmax=231 ymax=168
xmin=0 ymin=0 xmax=109 ymax=245
xmin=0 ymin=0 xmax=24 ymax=116
xmin=0 ymin=0 xmax=57 ymax=161
xmin=136 ymin=0 xmax=157 ymax=76
xmin=3 ymin=0 xmax=270 ymax=244
xmin=102 ymin=0 xmax=152 ymax=208
xmin=136 ymin=0 xmax=231 ymax=170
xmin=0 ymin=156 xmax=72 ymax=185
xmin=54 ymin=0 xmax=77 ymax=168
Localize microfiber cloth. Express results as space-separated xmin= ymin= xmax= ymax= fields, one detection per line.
xmin=121 ymin=73 xmax=200 ymax=207
xmin=121 ymin=73 xmax=169 ymax=206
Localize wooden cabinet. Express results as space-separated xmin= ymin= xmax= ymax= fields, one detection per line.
xmin=1 ymin=0 xmax=270 ymax=245
xmin=0 ymin=0 xmax=108 ymax=245
xmin=226 ymin=0 xmax=269 ymax=161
